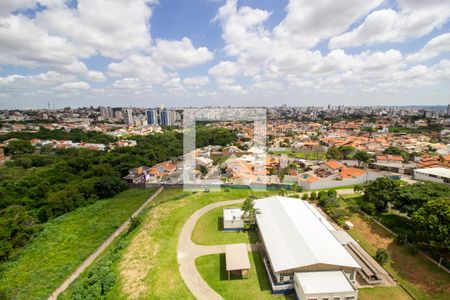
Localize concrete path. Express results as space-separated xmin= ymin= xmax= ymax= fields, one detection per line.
xmin=177 ymin=189 xmax=356 ymax=300
xmin=178 ymin=199 xmax=253 ymax=300
xmin=48 ymin=187 xmax=164 ymax=300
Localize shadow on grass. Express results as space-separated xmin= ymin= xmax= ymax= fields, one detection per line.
xmin=219 ymin=253 xmax=245 ymax=281
xmin=217 ymin=216 xmax=223 ymax=231
xmin=252 ymin=252 xmax=271 ymax=292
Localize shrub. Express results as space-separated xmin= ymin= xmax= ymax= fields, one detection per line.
xmin=309 ymin=191 xmax=317 ymax=200
xmin=301 ymin=193 xmax=308 ymax=200
xmin=375 ymin=248 xmax=391 ymax=265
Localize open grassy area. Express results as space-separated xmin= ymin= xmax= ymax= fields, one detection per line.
xmin=191 ymin=205 xmax=258 ymax=245
xmin=359 ymin=286 xmax=412 ymax=300
xmin=0 ymin=188 xmax=156 ymax=300
xmin=196 ymin=251 xmax=294 ymax=299
xmin=107 ymin=189 xmax=276 ymax=299
xmin=348 ymin=213 xmax=450 ymax=300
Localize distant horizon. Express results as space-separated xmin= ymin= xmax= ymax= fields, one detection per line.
xmin=1 ymin=103 xmax=448 ymax=111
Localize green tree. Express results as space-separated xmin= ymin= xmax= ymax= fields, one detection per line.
xmin=338 ymin=146 xmax=354 ymax=159
xmin=326 ymin=146 xmax=343 ymax=160
xmin=392 ymin=181 xmax=450 ymax=216
xmin=278 ymin=188 xmax=288 ymax=196
xmin=241 ymin=195 xmax=259 ymax=226
xmin=354 ymin=150 xmax=370 ymax=166
xmin=6 ymin=140 xmax=35 ymax=156
xmin=362 ymin=178 xmax=397 ymax=213
xmin=94 ymin=176 xmax=127 ymax=199
xmin=198 ymin=165 xmax=208 ymax=177
xmin=412 ymin=198 xmax=450 ymax=251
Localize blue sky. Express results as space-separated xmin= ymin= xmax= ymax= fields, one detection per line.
xmin=0 ymin=0 xmax=449 ymax=108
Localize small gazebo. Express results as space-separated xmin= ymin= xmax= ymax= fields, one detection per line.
xmin=225 ymin=243 xmax=251 ymax=280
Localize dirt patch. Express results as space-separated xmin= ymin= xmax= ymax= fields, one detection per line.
xmin=351 ymin=215 xmax=394 ymax=249
xmin=118 ymin=204 xmax=172 ymax=299
xmin=351 ymin=214 xmax=450 ymax=297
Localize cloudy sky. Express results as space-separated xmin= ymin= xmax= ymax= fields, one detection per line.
xmin=0 ymin=0 xmax=449 ymax=109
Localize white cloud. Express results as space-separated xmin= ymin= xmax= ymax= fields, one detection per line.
xmin=274 ymin=0 xmax=383 ymax=48
xmin=112 ymin=78 xmax=143 ymax=90
xmin=209 ymin=61 xmax=239 ymax=77
xmin=406 ymin=33 xmax=450 ymax=63
xmin=183 ymin=76 xmax=210 ymax=86
xmin=56 ymin=81 xmax=90 ymax=90
xmin=107 ymin=54 xmax=168 ymax=83
xmin=0 ymin=0 xmax=36 ymax=17
xmin=86 ymin=70 xmax=107 ymax=82
xmin=36 ymin=0 xmax=154 ymax=59
xmin=329 ymin=1 xmax=450 ymax=48
xmin=0 ymin=14 xmax=93 ymax=70
xmin=152 ymin=37 xmax=214 ymax=68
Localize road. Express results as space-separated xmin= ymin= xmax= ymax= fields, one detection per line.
xmin=48 ymin=187 xmax=164 ymax=300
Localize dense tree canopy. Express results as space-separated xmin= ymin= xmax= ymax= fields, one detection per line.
xmin=0 ymin=126 xmax=237 ymax=262
xmin=362 ymin=178 xmax=398 ymax=213
xmin=392 ymin=181 xmax=450 ymax=216
xmin=412 ymin=198 xmax=450 ymax=251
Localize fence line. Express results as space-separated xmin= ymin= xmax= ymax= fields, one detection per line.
xmin=359 ymin=210 xmax=450 ymax=274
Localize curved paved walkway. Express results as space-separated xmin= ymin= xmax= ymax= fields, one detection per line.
xmin=177 ymin=189 xmax=356 ymax=300
xmin=178 ymin=199 xmax=258 ymax=300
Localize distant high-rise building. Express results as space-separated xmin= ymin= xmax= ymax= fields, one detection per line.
xmin=447 ymin=104 xmax=450 ymax=116
xmin=123 ymin=108 xmax=134 ymax=125
xmin=100 ymin=106 xmax=113 ymax=120
xmin=160 ymin=108 xmax=171 ymax=126
xmin=145 ymin=109 xmax=158 ymax=125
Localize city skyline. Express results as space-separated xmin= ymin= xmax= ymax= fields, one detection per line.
xmin=0 ymin=0 xmax=450 ymax=109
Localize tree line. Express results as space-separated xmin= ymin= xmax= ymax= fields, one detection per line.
xmin=0 ymin=127 xmax=236 ymax=262
xmin=356 ymin=178 xmax=450 ymax=253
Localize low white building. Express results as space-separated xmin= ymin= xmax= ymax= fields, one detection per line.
xmin=223 ymin=208 xmax=244 ymax=230
xmin=414 ymin=167 xmax=450 ymax=184
xmin=254 ymin=196 xmax=361 ymax=295
xmin=294 ymin=271 xmax=358 ymax=300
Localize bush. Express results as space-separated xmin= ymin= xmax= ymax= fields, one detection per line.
xmin=301 ymin=193 xmax=308 ymax=200
xmin=94 ymin=176 xmax=127 ymax=199
xmin=375 ymin=248 xmax=391 ymax=265
xmin=309 ymin=191 xmax=317 ymax=200
xmin=327 ymin=189 xmax=337 ymax=198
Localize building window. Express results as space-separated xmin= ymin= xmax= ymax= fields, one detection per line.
xmin=350 ymin=272 xmax=355 ymax=281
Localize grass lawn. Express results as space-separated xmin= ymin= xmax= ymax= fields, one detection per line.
xmin=111 ymin=189 xmax=277 ymax=299
xmin=191 ymin=205 xmax=258 ymax=245
xmin=196 ymin=251 xmax=294 ymax=299
xmin=348 ymin=213 xmax=450 ymax=300
xmin=0 ymin=188 xmax=156 ymax=300
xmin=359 ymin=286 xmax=412 ymax=300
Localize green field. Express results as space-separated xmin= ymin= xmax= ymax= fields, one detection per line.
xmin=95 ymin=189 xmax=276 ymax=299
xmin=348 ymin=213 xmax=450 ymax=300
xmin=191 ymin=205 xmax=258 ymax=245
xmin=196 ymin=252 xmax=294 ymax=299
xmin=359 ymin=286 xmax=412 ymax=300
xmin=0 ymin=188 xmax=156 ymax=300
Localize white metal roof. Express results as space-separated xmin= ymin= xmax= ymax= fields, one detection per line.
xmin=295 ymin=271 xmax=356 ymax=294
xmin=414 ymin=167 xmax=450 ymax=179
xmin=223 ymin=208 xmax=244 ymax=221
xmin=254 ymin=196 xmax=360 ymax=273
xmin=225 ymin=243 xmax=251 ymax=271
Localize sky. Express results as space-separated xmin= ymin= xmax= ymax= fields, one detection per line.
xmin=0 ymin=0 xmax=450 ymax=109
